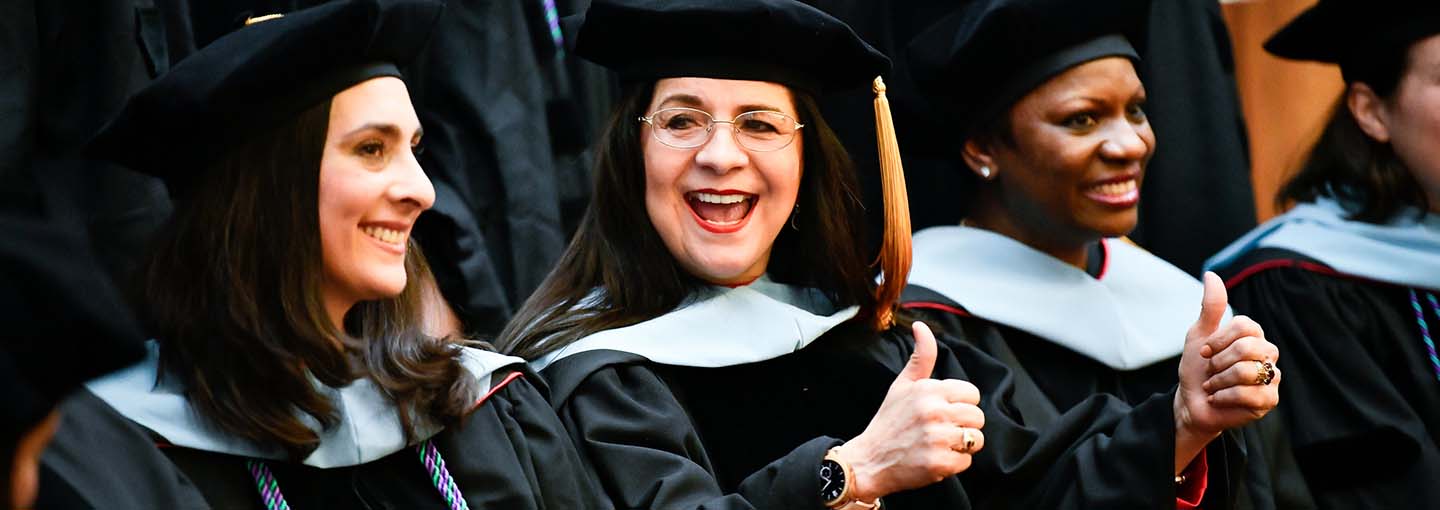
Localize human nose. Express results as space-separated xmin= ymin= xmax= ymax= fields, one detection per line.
xmin=693 ymin=119 xmax=750 ymax=174
xmin=1099 ymin=120 xmax=1151 ymax=162
xmin=389 ymin=149 xmax=435 ymax=212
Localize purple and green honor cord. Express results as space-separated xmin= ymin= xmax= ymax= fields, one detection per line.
xmin=542 ymin=0 xmax=563 ymax=56
xmin=246 ymin=438 xmax=469 ymax=510
xmin=1410 ymin=288 xmax=1440 ymax=383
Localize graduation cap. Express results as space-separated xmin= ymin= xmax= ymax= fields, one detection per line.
xmin=89 ymin=0 xmax=445 ymax=195
xmin=569 ymin=0 xmax=912 ymax=328
xmin=1265 ymin=0 xmax=1440 ymax=83
xmin=0 ymin=215 xmax=147 ymax=438
xmin=906 ymin=0 xmax=1152 ymax=138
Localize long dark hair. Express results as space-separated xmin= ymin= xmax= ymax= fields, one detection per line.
xmin=1279 ymin=43 xmax=1430 ymax=222
xmin=497 ymin=82 xmax=878 ymax=360
xmin=137 ymin=100 xmax=478 ymax=460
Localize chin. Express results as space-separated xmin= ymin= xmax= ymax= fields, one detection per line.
xmin=365 ymin=271 xmax=410 ymax=299
xmin=1099 ymin=216 xmax=1139 ymax=238
xmin=688 ymin=255 xmax=760 ymax=284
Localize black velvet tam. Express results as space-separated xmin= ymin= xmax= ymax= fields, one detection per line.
xmin=567 ymin=0 xmax=890 ymax=95
xmin=905 ymin=0 xmax=1151 ymax=137
xmin=89 ymin=0 xmax=443 ymax=192
xmin=1266 ymin=0 xmax=1440 ymax=83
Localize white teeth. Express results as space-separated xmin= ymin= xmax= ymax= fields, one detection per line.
xmin=693 ymin=192 xmax=749 ymax=204
xmin=362 ymin=226 xmax=405 ymax=245
xmin=703 ymin=218 xmax=742 ymax=226
xmin=1091 ymin=179 xmax=1137 ymax=196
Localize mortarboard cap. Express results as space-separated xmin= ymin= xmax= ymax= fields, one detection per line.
xmin=89 ymin=0 xmax=444 ymax=195
xmin=567 ymin=0 xmax=890 ymax=95
xmin=907 ymin=0 xmax=1151 ymax=138
xmin=1265 ymin=0 xmax=1440 ymax=83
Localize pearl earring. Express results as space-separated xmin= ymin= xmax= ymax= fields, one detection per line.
xmin=979 ymin=166 xmax=992 ymax=178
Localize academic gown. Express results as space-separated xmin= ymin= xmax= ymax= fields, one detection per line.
xmin=533 ymin=277 xmax=1216 ymax=510
xmin=75 ymin=343 xmax=609 ymax=510
xmin=901 ymin=226 xmax=1313 ymax=510
xmin=1207 ymin=198 xmax=1440 ymax=510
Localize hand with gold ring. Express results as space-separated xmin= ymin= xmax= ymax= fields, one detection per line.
xmin=955 ymin=427 xmax=982 ymax=454
xmin=1252 ymin=360 xmax=1276 ymax=386
xmin=834 ymin=321 xmax=985 ymax=502
xmin=1173 ymin=273 xmax=1282 ymax=473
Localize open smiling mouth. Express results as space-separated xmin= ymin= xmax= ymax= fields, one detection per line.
xmin=686 ymin=190 xmax=758 ymax=233
xmin=361 ymin=224 xmax=409 ymax=254
xmin=1083 ymin=177 xmax=1140 ymax=207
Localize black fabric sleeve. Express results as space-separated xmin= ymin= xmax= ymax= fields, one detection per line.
xmin=438 ymin=370 xmax=614 ymax=510
xmin=558 ymin=363 xmax=835 ymax=510
xmin=37 ymin=390 xmax=211 ymax=510
xmin=869 ymin=324 xmax=1185 ymax=509
xmin=1225 ymin=265 xmax=1440 ymax=508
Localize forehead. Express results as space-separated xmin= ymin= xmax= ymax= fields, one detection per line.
xmin=328 ymin=76 xmax=420 ymax=131
xmin=1022 ymin=57 xmax=1143 ymax=103
xmin=651 ymin=77 xmax=796 ymax=113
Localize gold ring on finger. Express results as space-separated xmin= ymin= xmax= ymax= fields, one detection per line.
xmin=959 ymin=427 xmax=977 ymax=454
xmin=1254 ymin=360 xmax=1275 ymax=385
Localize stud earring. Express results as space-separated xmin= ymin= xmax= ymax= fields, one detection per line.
xmin=979 ymin=165 xmax=993 ymax=179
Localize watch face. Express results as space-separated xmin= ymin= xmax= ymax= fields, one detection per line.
xmin=819 ymin=459 xmax=847 ymax=503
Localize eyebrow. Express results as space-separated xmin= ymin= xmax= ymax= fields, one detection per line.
xmin=737 ymin=103 xmax=790 ymax=115
xmin=655 ymin=94 xmax=793 ymax=116
xmin=657 ymin=94 xmax=705 ymax=109
xmin=343 ymin=123 xmax=424 ymax=142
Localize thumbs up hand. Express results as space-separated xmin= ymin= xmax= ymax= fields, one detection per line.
xmin=832 ymin=321 xmax=986 ymax=502
xmin=1173 ymin=273 xmax=1281 ymax=468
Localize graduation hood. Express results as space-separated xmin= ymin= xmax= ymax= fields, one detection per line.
xmin=87 ymin=341 xmax=526 ymax=468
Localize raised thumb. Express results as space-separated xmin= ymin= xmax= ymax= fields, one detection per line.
xmin=899 ymin=321 xmax=938 ymax=382
xmin=1193 ymin=272 xmax=1228 ymax=337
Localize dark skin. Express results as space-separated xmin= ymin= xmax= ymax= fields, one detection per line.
xmin=961 ymin=57 xmax=1155 ymax=270
xmin=955 ymin=57 xmax=1287 ymax=473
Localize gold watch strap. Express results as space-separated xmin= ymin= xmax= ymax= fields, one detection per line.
xmin=824 ymin=448 xmax=882 ymax=510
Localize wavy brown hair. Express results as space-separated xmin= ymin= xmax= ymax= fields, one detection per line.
xmin=1280 ymin=41 xmax=1430 ymax=222
xmin=497 ymin=82 xmax=879 ymax=360
xmin=137 ymin=99 xmax=478 ymax=460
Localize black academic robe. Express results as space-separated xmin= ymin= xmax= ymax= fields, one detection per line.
xmin=2 ymin=0 xmax=192 ymax=283
xmin=37 ymin=391 xmax=209 ymax=509
xmin=47 ymin=367 xmax=609 ymax=510
xmin=1128 ymin=0 xmax=1256 ymax=276
xmin=900 ymin=285 xmax=1314 ymax=510
xmin=1215 ymin=247 xmax=1440 ymax=510
xmin=541 ymin=319 xmax=1208 ymax=509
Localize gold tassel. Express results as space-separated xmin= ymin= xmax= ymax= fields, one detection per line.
xmin=244 ymin=13 xmax=285 ymax=25
xmin=871 ymin=76 xmax=912 ymax=331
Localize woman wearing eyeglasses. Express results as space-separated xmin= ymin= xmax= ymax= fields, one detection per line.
xmin=497 ymin=1 xmax=1279 ymax=509
xmin=898 ymin=0 xmax=1294 ymax=507
xmin=1206 ymin=2 xmax=1440 ymax=508
xmin=498 ymin=1 xmax=982 ymax=508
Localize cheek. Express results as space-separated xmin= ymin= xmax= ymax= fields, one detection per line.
xmin=641 ymin=152 xmax=690 ymax=251
xmin=1391 ymin=94 xmax=1440 ymax=179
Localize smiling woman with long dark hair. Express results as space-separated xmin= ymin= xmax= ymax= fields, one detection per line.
xmin=495 ymin=1 xmax=1285 ymax=509
xmin=65 ymin=1 xmax=608 ymax=508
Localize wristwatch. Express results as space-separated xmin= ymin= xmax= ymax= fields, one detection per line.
xmin=820 ymin=447 xmax=881 ymax=509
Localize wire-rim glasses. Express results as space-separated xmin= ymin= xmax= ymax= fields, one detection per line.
xmin=638 ymin=107 xmax=805 ymax=152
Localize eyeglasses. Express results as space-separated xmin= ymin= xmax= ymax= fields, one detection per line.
xmin=638 ymin=107 xmax=805 ymax=152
